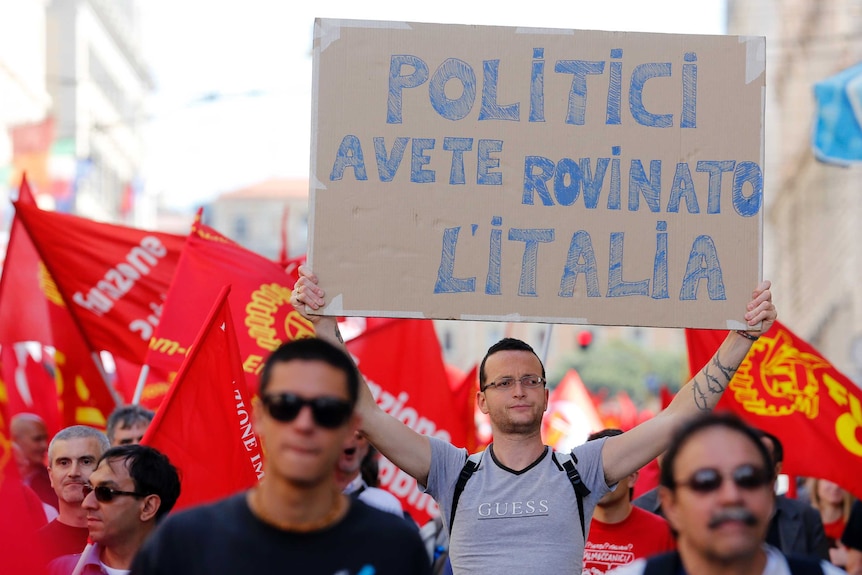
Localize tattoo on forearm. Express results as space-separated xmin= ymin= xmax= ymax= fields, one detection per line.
xmin=692 ymin=355 xmax=738 ymax=410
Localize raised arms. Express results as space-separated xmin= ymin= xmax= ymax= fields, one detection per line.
xmin=600 ymin=280 xmax=776 ymax=485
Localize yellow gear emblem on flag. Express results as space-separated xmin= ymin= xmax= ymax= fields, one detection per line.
xmin=729 ymin=329 xmax=825 ymax=419
xmin=245 ymin=283 xmax=314 ymax=351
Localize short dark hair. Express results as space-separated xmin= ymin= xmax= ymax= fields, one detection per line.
xmin=99 ymin=444 xmax=181 ymax=521
xmin=106 ymin=405 xmax=155 ymax=443
xmin=479 ymin=338 xmax=545 ymax=388
xmin=259 ymin=337 xmax=359 ymax=406
xmin=756 ymin=429 xmax=784 ymax=466
xmin=659 ymin=413 xmax=774 ymax=490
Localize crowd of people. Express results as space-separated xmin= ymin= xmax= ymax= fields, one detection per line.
xmin=7 ymin=268 xmax=862 ymax=575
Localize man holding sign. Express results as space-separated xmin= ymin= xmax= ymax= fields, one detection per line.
xmin=292 ymin=266 xmax=775 ymax=574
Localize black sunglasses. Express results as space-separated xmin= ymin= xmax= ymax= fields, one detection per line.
xmin=675 ymin=463 xmax=771 ymax=493
xmin=82 ymin=484 xmax=147 ymax=503
xmin=261 ymin=393 xmax=353 ymax=429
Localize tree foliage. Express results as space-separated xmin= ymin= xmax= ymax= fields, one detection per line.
xmin=550 ymin=335 xmax=687 ymax=404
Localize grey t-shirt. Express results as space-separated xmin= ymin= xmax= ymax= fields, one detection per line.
xmin=424 ymin=436 xmax=612 ymax=575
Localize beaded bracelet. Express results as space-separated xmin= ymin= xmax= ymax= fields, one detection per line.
xmin=735 ymin=330 xmax=760 ymax=342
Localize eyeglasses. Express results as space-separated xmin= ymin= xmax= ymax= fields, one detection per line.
xmin=674 ymin=464 xmax=771 ymax=493
xmin=261 ymin=392 xmax=353 ymax=429
xmin=82 ymin=484 xmax=147 ymax=503
xmin=481 ymin=375 xmax=546 ymax=392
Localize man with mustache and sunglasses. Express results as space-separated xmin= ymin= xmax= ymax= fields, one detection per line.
xmin=130 ymin=337 xmax=431 ymax=575
xmin=48 ymin=444 xmax=180 ymax=575
xmin=608 ymin=413 xmax=844 ymax=575
xmin=292 ymin=267 xmax=776 ymax=574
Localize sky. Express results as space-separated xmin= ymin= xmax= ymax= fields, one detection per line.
xmin=141 ymin=0 xmax=726 ymax=211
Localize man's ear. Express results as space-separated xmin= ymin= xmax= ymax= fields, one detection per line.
xmin=140 ymin=494 xmax=162 ymax=523
xmin=477 ymin=390 xmax=489 ymax=415
xmin=658 ymin=486 xmax=678 ymax=530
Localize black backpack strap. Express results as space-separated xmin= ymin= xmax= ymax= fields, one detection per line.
xmin=785 ymin=555 xmax=824 ymax=575
xmin=349 ymin=484 xmax=366 ymax=500
xmin=449 ymin=451 xmax=484 ymax=535
xmin=553 ymin=451 xmax=591 ymax=541
xmin=643 ymin=551 xmax=683 ymax=575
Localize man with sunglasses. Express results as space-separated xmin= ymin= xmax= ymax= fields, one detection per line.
xmin=48 ymin=444 xmax=180 ymax=575
xmin=292 ymin=266 xmax=776 ymax=574
xmin=130 ymin=337 xmax=431 ymax=575
xmin=607 ymin=413 xmax=844 ymax=575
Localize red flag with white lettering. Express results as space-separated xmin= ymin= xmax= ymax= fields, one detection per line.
xmin=13 ymin=199 xmax=184 ymax=363
xmin=142 ymin=286 xmax=263 ymax=511
xmin=346 ymin=318 xmax=467 ymax=525
xmin=141 ymin=220 xmax=312 ymax=409
xmin=685 ymin=322 xmax=862 ymax=500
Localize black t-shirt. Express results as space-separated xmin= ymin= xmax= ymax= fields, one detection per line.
xmin=131 ymin=492 xmax=431 ymax=575
xmin=842 ymin=500 xmax=862 ymax=551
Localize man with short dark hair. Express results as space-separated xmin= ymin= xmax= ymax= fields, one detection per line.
xmin=608 ymin=413 xmax=843 ymax=575
xmin=294 ymin=267 xmax=776 ymax=574
xmin=757 ymin=429 xmax=829 ymax=560
xmin=48 ymin=444 xmax=180 ymax=575
xmin=583 ymin=429 xmax=675 ymax=575
xmin=131 ymin=337 xmax=431 ymax=575
xmin=106 ymin=406 xmax=154 ymax=447
xmin=38 ymin=426 xmax=110 ymax=562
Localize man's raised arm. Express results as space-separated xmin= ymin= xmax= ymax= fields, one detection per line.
xmin=600 ymin=280 xmax=777 ymax=485
xmin=292 ymin=266 xmax=433 ymax=485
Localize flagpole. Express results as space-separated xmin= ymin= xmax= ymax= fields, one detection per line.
xmin=90 ymin=351 xmax=123 ymax=407
xmin=131 ymin=364 xmax=150 ymax=405
xmin=538 ymin=324 xmax=554 ymax=367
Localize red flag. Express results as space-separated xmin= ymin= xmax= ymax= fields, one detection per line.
xmin=615 ymin=390 xmax=640 ymax=431
xmin=449 ymin=364 xmax=487 ymax=453
xmin=141 ymin=220 xmax=313 ymax=408
xmin=0 ymin=344 xmax=61 ymax=437
xmin=659 ymin=384 xmax=675 ymax=410
xmin=0 ymin=174 xmax=53 ymax=344
xmin=142 ymin=286 xmax=263 ymax=511
xmin=50 ymin=297 xmax=118 ymax=431
xmin=541 ymin=369 xmax=604 ymax=451
xmin=0 ymin=175 xmax=117 ymax=430
xmin=0 ymin=358 xmax=49 ymax=574
xmin=13 ymin=198 xmax=185 ymax=363
xmin=685 ymin=322 xmax=862 ymax=500
xmin=346 ymin=318 xmax=467 ymax=526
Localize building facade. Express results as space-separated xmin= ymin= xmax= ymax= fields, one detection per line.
xmin=728 ymin=0 xmax=862 ymax=382
xmin=45 ymin=0 xmax=152 ymax=221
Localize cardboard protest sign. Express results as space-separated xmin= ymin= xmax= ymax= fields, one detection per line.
xmin=309 ymin=19 xmax=765 ymax=329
